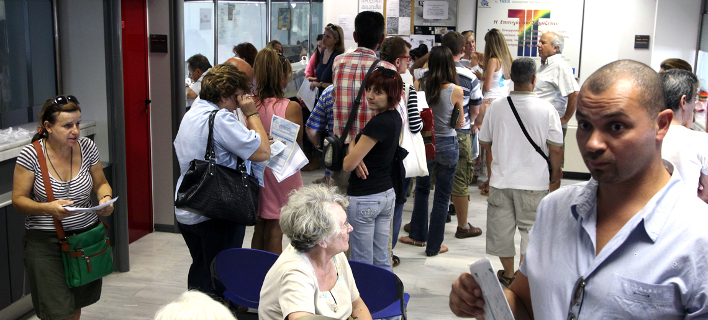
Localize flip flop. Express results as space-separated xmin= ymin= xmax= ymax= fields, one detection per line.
xmin=312 ymin=177 xmax=327 ymax=184
xmin=398 ymin=236 xmax=425 ymax=247
xmin=497 ymin=270 xmax=515 ymax=287
xmin=426 ymin=244 xmax=449 ymax=256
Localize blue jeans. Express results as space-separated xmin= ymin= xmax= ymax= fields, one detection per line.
xmin=409 ymin=136 xmax=459 ymax=255
xmin=347 ymin=188 xmax=396 ymax=271
xmin=392 ymin=178 xmax=411 ymax=249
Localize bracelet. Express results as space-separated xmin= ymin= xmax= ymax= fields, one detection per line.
xmin=100 ymin=195 xmax=112 ymax=200
xmin=246 ymin=112 xmax=260 ymax=119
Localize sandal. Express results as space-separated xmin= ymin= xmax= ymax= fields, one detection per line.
xmin=312 ymin=177 xmax=327 ymax=184
xmin=392 ymin=254 xmax=400 ymax=267
xmin=426 ymin=244 xmax=449 ymax=256
xmin=497 ymin=270 xmax=515 ymax=287
xmin=398 ymin=236 xmax=425 ymax=247
xmin=481 ymin=184 xmax=490 ymax=196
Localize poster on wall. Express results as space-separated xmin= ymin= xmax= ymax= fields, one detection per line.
xmin=359 ymin=0 xmax=385 ymax=14
xmin=476 ymin=0 xmax=584 ymax=76
xmin=414 ymin=0 xmax=457 ymax=27
xmin=200 ymin=8 xmax=212 ymax=30
xmin=385 ymin=0 xmax=412 ymax=35
xmin=278 ymin=8 xmax=292 ymax=30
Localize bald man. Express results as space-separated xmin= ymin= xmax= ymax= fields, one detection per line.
xmin=451 ymin=60 xmax=708 ymax=319
xmin=225 ymin=57 xmax=254 ymax=84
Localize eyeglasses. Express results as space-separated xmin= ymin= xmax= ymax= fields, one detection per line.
xmin=375 ymin=67 xmax=398 ymax=78
xmin=566 ymin=277 xmax=586 ymax=320
xmin=398 ymin=56 xmax=412 ymax=61
xmin=53 ymin=95 xmax=80 ymax=106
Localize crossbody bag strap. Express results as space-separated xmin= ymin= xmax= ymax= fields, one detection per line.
xmin=32 ymin=140 xmax=67 ymax=241
xmin=507 ymin=96 xmax=552 ymax=175
xmin=340 ymin=59 xmax=380 ymax=141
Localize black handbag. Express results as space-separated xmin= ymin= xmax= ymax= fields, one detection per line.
xmin=175 ymin=110 xmax=259 ymax=226
xmin=323 ymin=60 xmax=380 ymax=171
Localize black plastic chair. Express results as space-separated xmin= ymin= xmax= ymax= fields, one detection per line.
xmin=348 ymin=260 xmax=410 ymax=320
xmin=213 ymin=248 xmax=279 ymax=309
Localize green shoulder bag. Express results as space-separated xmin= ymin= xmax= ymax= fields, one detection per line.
xmin=33 ymin=140 xmax=113 ymax=288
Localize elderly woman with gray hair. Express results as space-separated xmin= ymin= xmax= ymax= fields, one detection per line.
xmin=259 ymin=185 xmax=372 ymax=320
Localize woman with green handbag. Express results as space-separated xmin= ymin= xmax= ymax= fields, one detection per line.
xmin=12 ymin=95 xmax=114 ymax=320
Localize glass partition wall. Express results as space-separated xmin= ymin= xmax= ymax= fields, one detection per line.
xmin=184 ymin=0 xmax=323 ymax=75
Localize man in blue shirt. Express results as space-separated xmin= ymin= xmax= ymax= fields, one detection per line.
xmin=450 ymin=60 xmax=708 ymax=319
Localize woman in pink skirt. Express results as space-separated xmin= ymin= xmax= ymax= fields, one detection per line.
xmin=250 ymin=48 xmax=304 ymax=254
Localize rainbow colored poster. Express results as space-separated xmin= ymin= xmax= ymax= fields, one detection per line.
xmin=476 ymin=0 xmax=584 ymax=76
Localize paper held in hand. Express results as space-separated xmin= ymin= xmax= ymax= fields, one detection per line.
xmin=296 ymin=78 xmax=319 ymax=112
xmin=468 ymin=257 xmax=515 ymax=320
xmin=64 ymin=196 xmax=119 ymax=213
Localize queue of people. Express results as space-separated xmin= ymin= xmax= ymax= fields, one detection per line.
xmin=13 ymin=8 xmax=708 ymax=320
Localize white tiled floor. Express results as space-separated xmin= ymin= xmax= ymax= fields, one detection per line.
xmin=24 ymin=168 xmax=583 ymax=320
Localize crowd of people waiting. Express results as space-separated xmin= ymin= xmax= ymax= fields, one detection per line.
xmin=13 ymin=8 xmax=708 ymax=320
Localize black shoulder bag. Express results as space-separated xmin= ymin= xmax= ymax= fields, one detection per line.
xmin=507 ymin=96 xmax=552 ymax=180
xmin=323 ymin=60 xmax=380 ymax=171
xmin=175 ymin=110 xmax=259 ymax=225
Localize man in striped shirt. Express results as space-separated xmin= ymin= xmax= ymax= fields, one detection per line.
xmin=329 ymin=11 xmax=397 ymax=192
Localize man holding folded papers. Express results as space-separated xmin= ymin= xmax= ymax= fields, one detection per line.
xmin=450 ymin=60 xmax=708 ymax=319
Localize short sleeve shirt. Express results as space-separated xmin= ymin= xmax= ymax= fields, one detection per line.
xmin=534 ymin=54 xmax=580 ymax=120
xmin=661 ymin=125 xmax=708 ymax=191
xmin=259 ymin=245 xmax=361 ymax=320
xmin=347 ymin=109 xmax=402 ymax=196
xmin=479 ymin=91 xmax=563 ymax=190
xmin=16 ymin=137 xmax=101 ymax=231
xmin=173 ymin=99 xmax=262 ymax=225
xmin=520 ymin=164 xmax=708 ymax=319
xmin=332 ymin=48 xmax=396 ymax=143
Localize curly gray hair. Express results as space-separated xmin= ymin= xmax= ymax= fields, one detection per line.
xmin=279 ymin=185 xmax=349 ymax=253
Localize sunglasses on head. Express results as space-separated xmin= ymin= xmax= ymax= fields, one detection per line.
xmin=326 ymin=23 xmax=338 ymax=31
xmin=53 ymin=95 xmax=80 ymax=106
xmin=375 ymin=67 xmax=398 ymax=78
xmin=277 ymin=53 xmax=288 ymax=65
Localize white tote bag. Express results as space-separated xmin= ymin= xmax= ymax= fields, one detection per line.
xmin=399 ymin=85 xmax=429 ymax=177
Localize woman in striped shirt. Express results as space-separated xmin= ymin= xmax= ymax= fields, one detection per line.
xmin=12 ymin=95 xmax=114 ymax=320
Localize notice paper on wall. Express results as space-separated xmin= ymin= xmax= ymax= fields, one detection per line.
xmin=423 ymin=1 xmax=449 ymax=20
xmin=467 ymin=257 xmax=514 ymax=320
xmin=338 ymin=14 xmax=355 ymax=40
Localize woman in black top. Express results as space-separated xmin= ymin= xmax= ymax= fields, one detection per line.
xmin=307 ymin=23 xmax=345 ymax=97
xmin=342 ymin=68 xmax=403 ymax=271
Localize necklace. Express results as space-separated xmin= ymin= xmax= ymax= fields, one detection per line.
xmin=44 ymin=139 xmax=72 ymax=198
xmin=328 ymin=290 xmax=338 ymax=312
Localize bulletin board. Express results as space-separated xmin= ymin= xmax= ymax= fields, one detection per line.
xmin=475 ymin=0 xmax=585 ymax=76
xmin=359 ymin=0 xmax=416 ymax=36
xmin=359 ymin=0 xmax=460 ymax=41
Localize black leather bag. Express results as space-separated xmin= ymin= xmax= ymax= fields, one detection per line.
xmin=323 ymin=60 xmax=380 ymax=171
xmin=175 ymin=110 xmax=259 ymax=226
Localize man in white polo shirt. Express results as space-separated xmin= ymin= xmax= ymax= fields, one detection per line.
xmin=478 ymin=57 xmax=563 ymax=287
xmin=660 ymin=69 xmax=708 ymax=202
xmin=535 ymin=31 xmax=580 ymax=137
